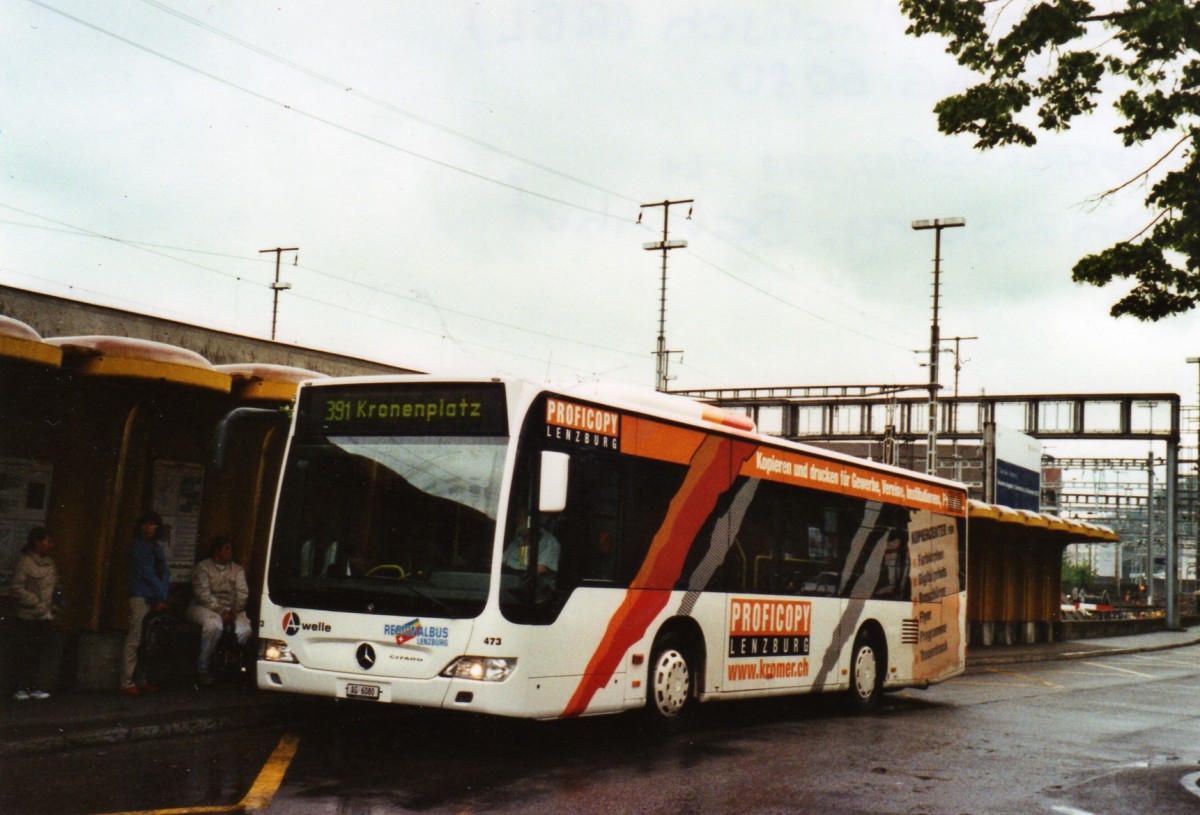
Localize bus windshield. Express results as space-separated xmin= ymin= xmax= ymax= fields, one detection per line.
xmin=266 ymin=434 xmax=507 ymax=618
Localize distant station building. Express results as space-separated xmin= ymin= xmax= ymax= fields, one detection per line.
xmin=1 ymin=285 xmax=414 ymax=377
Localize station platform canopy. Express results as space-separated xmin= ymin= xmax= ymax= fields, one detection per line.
xmin=0 ymin=315 xmax=62 ymax=368
xmin=967 ymin=499 xmax=1118 ymax=543
xmin=47 ymin=335 xmax=231 ymax=393
xmin=215 ymin=363 xmax=325 ymax=402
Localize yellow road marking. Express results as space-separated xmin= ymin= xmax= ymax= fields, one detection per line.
xmin=239 ymin=733 xmax=300 ymax=812
xmin=94 ymin=733 xmax=300 ymax=815
xmin=95 ymin=805 xmax=235 ymax=815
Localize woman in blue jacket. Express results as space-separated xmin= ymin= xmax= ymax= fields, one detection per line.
xmin=120 ymin=510 xmax=171 ymax=695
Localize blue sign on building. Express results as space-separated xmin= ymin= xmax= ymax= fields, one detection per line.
xmin=995 ymin=458 xmax=1040 ymax=511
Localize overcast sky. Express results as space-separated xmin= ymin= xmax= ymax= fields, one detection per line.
xmin=4 ymin=1 xmax=1197 ymax=455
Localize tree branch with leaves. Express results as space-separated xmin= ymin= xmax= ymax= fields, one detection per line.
xmin=900 ymin=0 xmax=1200 ymax=319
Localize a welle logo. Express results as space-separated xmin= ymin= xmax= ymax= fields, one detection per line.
xmin=281 ymin=611 xmax=331 ymax=636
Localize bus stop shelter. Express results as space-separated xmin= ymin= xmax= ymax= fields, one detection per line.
xmin=967 ymin=499 xmax=1118 ymax=646
xmin=0 ymin=318 xmax=319 ymax=691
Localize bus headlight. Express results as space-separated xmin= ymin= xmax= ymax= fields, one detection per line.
xmin=259 ymin=638 xmax=299 ymax=664
xmin=441 ymin=656 xmax=516 ymax=682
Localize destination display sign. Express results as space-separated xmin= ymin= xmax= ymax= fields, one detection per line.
xmin=297 ymin=383 xmax=508 ymax=436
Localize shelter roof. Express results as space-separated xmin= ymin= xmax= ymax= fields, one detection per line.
xmin=215 ymin=363 xmax=325 ymax=402
xmin=0 ymin=315 xmax=62 ymax=367
xmin=47 ymin=335 xmax=231 ymax=393
xmin=967 ymin=499 xmax=1118 ymax=543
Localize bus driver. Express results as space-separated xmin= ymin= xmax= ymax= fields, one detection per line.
xmin=502 ymin=506 xmax=560 ymax=578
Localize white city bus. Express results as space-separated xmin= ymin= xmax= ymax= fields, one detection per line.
xmin=256 ymin=376 xmax=967 ymax=727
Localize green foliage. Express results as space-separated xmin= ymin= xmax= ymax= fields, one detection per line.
xmin=900 ymin=0 xmax=1200 ymax=320
xmin=1062 ymin=560 xmax=1097 ymax=591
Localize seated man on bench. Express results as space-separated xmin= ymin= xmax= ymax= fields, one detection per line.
xmin=186 ymin=537 xmax=251 ymax=684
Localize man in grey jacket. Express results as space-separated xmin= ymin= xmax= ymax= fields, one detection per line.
xmin=186 ymin=537 xmax=251 ymax=684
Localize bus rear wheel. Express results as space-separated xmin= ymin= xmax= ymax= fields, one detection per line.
xmin=845 ymin=629 xmax=883 ymax=714
xmin=644 ymin=634 xmax=694 ymax=732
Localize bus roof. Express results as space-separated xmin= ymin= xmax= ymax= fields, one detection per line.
xmin=298 ymin=374 xmax=969 ymax=494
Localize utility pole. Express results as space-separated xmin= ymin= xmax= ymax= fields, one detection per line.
xmin=912 ymin=218 xmax=965 ymax=476
xmin=946 ymin=335 xmax=978 ymax=400
xmin=639 ymin=199 xmax=693 ymax=392
xmin=943 ymin=335 xmax=978 ymax=483
xmin=913 ymin=334 xmax=976 ymax=398
xmin=259 ymin=246 xmax=299 ymax=341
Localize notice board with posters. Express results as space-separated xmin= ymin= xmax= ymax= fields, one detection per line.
xmin=152 ymin=459 xmax=204 ymax=583
xmin=908 ymin=508 xmax=963 ymax=682
xmin=0 ymin=457 xmax=53 ymax=594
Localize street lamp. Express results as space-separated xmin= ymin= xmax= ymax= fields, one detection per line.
xmin=912 ymin=217 xmax=965 ymax=476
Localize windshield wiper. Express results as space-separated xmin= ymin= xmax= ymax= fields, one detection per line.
xmin=382 ymin=579 xmax=457 ymax=617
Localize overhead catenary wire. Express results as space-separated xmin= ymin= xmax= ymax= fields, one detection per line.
xmin=17 ymin=0 xmax=953 ymax=387
xmin=4 ymin=192 xmax=918 ymax=374
xmin=126 ymin=0 xmax=920 ymax=352
xmin=25 ymin=0 xmax=627 ymax=222
xmin=688 ymin=250 xmax=921 ymax=352
xmin=0 ymin=202 xmax=647 ymax=365
xmin=134 ymin=0 xmax=643 ymax=206
xmin=31 ymin=0 xmax=936 ymax=353
xmin=4 ymin=195 xmax=929 ymax=383
xmin=688 ymin=217 xmax=921 ymax=340
xmin=0 ymin=265 xmax=255 ymax=335
xmin=0 ymin=203 xmax=247 ymax=283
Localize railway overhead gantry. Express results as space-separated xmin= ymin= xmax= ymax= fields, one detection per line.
xmin=673 ymin=386 xmax=1186 ymax=631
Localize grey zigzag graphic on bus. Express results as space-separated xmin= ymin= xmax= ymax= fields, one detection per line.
xmin=676 ymin=477 xmax=760 ymax=619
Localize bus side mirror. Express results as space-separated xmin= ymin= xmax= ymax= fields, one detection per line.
xmin=211 ymin=406 xmax=290 ymax=473
xmin=539 ymin=451 xmax=569 ymax=513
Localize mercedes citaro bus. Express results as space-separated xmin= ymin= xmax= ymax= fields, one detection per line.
xmin=256 ymin=376 xmax=966 ymax=729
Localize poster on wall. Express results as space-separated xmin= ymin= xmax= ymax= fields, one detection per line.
xmin=152 ymin=459 xmax=204 ymax=583
xmin=908 ymin=508 xmax=963 ymax=681
xmin=0 ymin=457 xmax=54 ymax=593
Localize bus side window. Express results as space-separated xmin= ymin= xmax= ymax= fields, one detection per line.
xmin=725 ymin=480 xmax=782 ymax=595
xmin=790 ymin=499 xmax=839 ymax=596
xmin=540 ymin=449 xmax=621 ymax=594
xmin=567 ymin=452 xmax=618 ymax=584
xmin=617 ymin=457 xmax=686 ymax=587
xmin=582 ymin=526 xmax=617 ymax=582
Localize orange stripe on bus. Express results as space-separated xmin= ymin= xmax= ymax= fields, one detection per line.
xmin=562 ymin=435 xmax=755 ymax=718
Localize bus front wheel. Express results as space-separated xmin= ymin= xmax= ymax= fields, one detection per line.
xmin=845 ymin=629 xmax=883 ymax=714
xmin=644 ymin=634 xmax=694 ymax=732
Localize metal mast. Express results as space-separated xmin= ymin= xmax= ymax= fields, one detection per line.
xmin=911 ymin=218 xmax=964 ymax=475
xmin=259 ymin=246 xmax=299 ymax=340
xmin=640 ymin=199 xmax=692 ymax=392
